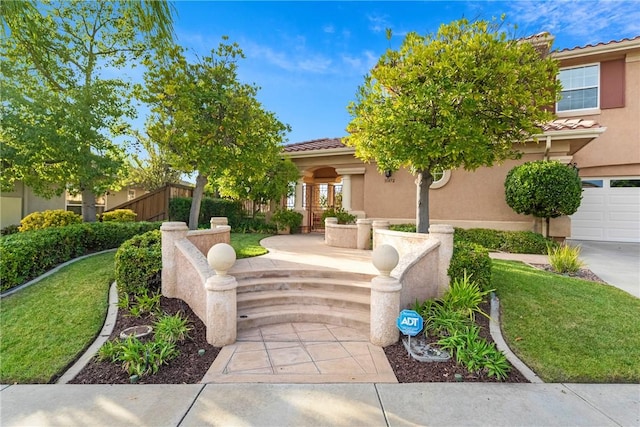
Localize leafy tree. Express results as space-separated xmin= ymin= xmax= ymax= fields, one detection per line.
xmin=139 ymin=40 xmax=290 ymax=229
xmin=1 ymin=0 xmax=174 ymax=222
xmin=125 ymin=131 xmax=183 ymax=192
xmin=504 ymin=160 xmax=582 ymax=237
xmin=217 ymin=157 xmax=299 ymax=218
xmin=345 ymin=18 xmax=560 ymax=233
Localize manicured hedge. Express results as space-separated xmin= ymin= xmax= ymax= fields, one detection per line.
xmin=115 ymin=230 xmax=162 ymax=297
xmin=0 ymin=221 xmax=161 ymax=292
xmin=169 ymin=197 xmax=244 ymax=228
xmin=19 ymin=209 xmax=82 ymax=232
xmin=448 ymin=241 xmax=492 ymax=291
xmin=454 ymin=228 xmax=556 ymax=254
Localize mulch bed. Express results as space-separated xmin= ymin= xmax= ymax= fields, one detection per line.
xmin=384 ymin=300 xmax=529 ymax=383
xmin=68 ymin=265 xmax=605 ymax=384
xmin=69 ymin=297 xmax=220 ymax=385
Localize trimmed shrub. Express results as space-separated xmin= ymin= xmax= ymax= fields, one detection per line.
xmin=505 ymin=161 xmax=582 ymax=221
xmin=501 ymin=231 xmax=556 ymax=254
xmin=19 ymin=209 xmax=82 ymax=232
xmin=454 ymin=228 xmax=503 ymax=251
xmin=169 ymin=197 xmax=243 ymax=228
xmin=320 ymin=207 xmax=357 ymax=225
xmin=0 ymin=221 xmax=161 ymax=292
xmin=1 ymin=224 xmax=20 ymax=236
xmin=389 ymin=224 xmax=417 ymax=233
xmin=454 ymin=228 xmax=557 ymax=255
xmin=448 ymin=241 xmax=492 ymax=291
xmin=271 ymin=208 xmax=303 ymax=232
xmin=102 ymin=209 xmax=137 ymax=222
xmin=115 ymin=230 xmax=162 ymax=297
xmin=235 ymin=217 xmax=277 ymax=234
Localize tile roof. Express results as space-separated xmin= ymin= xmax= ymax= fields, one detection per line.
xmin=285 ymin=120 xmax=603 ymax=153
xmin=555 ymin=35 xmax=640 ymax=53
xmin=540 ymin=118 xmax=603 ymax=132
xmin=283 ymin=138 xmax=346 ymax=152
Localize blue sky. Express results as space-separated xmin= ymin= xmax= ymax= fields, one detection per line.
xmin=165 ymin=1 xmax=640 ymax=144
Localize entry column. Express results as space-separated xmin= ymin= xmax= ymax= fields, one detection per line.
xmin=335 ymin=167 xmax=365 ymax=215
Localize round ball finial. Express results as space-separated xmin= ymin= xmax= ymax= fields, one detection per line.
xmin=207 ymin=243 xmax=237 ymax=276
xmin=372 ymin=244 xmax=399 ymax=276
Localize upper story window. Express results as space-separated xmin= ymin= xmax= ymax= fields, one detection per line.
xmin=557 ymin=64 xmax=599 ymax=112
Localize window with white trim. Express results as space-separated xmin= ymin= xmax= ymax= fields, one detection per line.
xmin=430 ymin=167 xmax=451 ymax=189
xmin=66 ymin=192 xmax=106 ymax=216
xmin=557 ymin=64 xmax=599 ymax=112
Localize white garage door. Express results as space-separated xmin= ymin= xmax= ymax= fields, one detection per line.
xmin=571 ymin=177 xmax=640 ymax=242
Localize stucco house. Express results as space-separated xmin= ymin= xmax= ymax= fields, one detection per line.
xmin=0 ymin=182 xmax=148 ymax=227
xmin=284 ymin=36 xmax=640 ymax=243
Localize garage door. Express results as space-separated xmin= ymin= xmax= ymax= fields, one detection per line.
xmin=570 ymin=177 xmax=640 ymax=242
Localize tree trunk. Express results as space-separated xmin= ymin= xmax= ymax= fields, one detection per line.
xmin=416 ymin=169 xmax=433 ymax=234
xmin=189 ymin=174 xmax=207 ymax=230
xmin=81 ymin=187 xmax=97 ymax=223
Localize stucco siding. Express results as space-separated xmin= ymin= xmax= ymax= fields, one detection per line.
xmin=564 ymin=51 xmax=640 ymax=176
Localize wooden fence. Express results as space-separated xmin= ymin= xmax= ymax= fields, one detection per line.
xmin=105 ymin=184 xmax=193 ymax=222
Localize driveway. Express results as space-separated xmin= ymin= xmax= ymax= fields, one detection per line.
xmin=568 ymin=240 xmax=640 ymax=298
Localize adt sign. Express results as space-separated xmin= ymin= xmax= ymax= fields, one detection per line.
xmin=396 ymin=310 xmax=424 ymax=336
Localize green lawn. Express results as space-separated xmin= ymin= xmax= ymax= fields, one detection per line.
xmin=492 ymin=259 xmax=640 ymax=383
xmin=0 ymin=233 xmax=270 ymax=384
xmin=230 ymin=232 xmax=270 ymax=258
xmin=0 ymin=252 xmax=115 ymax=384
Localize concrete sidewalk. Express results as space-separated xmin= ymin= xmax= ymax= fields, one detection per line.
xmin=2 ymin=383 xmax=638 ymax=427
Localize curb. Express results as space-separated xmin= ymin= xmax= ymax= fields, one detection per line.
xmin=0 ymin=249 xmax=117 ymax=299
xmin=56 ymin=281 xmax=119 ymax=384
xmin=490 ymin=293 xmax=543 ymax=383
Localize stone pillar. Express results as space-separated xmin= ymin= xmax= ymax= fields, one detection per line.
xmin=161 ymin=222 xmax=189 ymax=298
xmin=429 ymin=224 xmax=454 ymax=295
xmin=324 ymin=217 xmax=338 ymax=244
xmin=205 ymin=243 xmax=238 ymax=346
xmin=210 ymin=217 xmax=228 ymax=229
xmin=356 ymin=219 xmax=372 ymax=250
xmin=294 ymin=178 xmax=304 ymax=211
xmin=371 ymin=220 xmax=390 ymax=249
xmin=341 ymin=174 xmax=352 ymax=211
xmin=370 ymin=244 xmax=401 ymax=347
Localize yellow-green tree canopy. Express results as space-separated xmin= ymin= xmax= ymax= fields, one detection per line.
xmin=345 ymin=18 xmax=560 ymax=232
xmin=138 ymin=40 xmax=290 ymax=229
xmin=1 ymin=0 xmax=175 ymax=222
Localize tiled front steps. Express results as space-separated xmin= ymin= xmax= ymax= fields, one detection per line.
xmin=235 ymin=270 xmax=375 ymax=332
xmin=200 ymin=322 xmax=397 ymax=384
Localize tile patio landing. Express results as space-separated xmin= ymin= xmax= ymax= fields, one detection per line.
xmin=200 ymin=322 xmax=398 ymax=384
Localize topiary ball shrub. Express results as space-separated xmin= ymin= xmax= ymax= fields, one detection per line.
xmin=448 ymin=241 xmax=492 ymax=291
xmin=505 ymin=161 xmax=582 ymax=221
xmin=102 ymin=209 xmax=137 ymax=222
xmin=115 ymin=230 xmax=162 ymax=297
xmin=19 ymin=209 xmax=82 ymax=232
xmin=389 ymin=224 xmax=417 ymax=233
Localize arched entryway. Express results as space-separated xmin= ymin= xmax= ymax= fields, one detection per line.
xmin=302 ymin=166 xmax=342 ymax=232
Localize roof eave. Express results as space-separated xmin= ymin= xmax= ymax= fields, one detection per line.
xmin=283 ymin=147 xmax=355 ymax=159
xmin=553 ymin=38 xmax=640 ymax=60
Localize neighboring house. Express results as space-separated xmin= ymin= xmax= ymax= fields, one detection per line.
xmin=0 ymin=182 xmax=147 ymax=228
xmin=284 ymin=36 xmax=640 ymax=243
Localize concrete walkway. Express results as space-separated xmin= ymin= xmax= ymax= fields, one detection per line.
xmin=2 ymin=383 xmax=638 ymax=426
xmin=2 ymin=234 xmax=639 ymax=426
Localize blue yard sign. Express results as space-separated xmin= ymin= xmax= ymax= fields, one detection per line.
xmin=396 ymin=309 xmax=424 ymax=336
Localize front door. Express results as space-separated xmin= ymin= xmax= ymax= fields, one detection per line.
xmin=305 ymin=184 xmax=335 ymax=231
